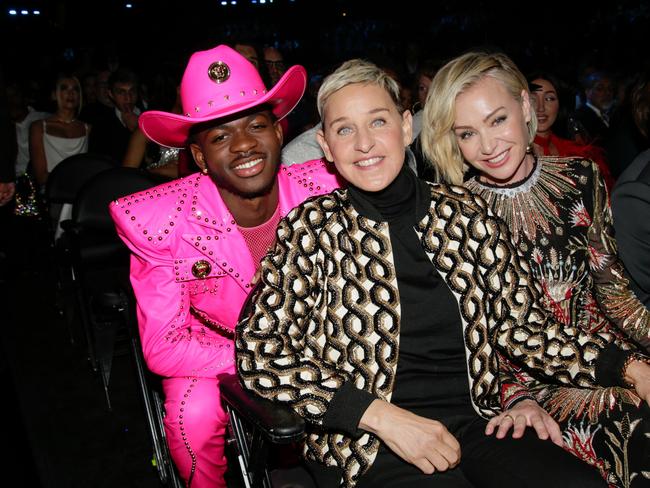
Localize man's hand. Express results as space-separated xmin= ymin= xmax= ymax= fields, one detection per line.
xmin=485 ymin=399 xmax=563 ymax=447
xmin=0 ymin=182 xmax=15 ymax=206
xmin=359 ymin=399 xmax=461 ymax=474
xmin=122 ymin=110 xmax=139 ymax=132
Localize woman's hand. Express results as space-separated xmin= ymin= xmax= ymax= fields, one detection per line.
xmin=485 ymin=399 xmax=563 ymax=447
xmin=625 ymin=359 xmax=650 ymax=404
xmin=359 ymin=400 xmax=461 ymax=474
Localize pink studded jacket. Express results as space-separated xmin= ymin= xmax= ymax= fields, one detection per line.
xmin=110 ymin=160 xmax=342 ymax=378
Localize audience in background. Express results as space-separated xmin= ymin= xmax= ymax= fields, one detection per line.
xmin=89 ymin=68 xmax=140 ymax=163
xmin=6 ymin=82 xmax=50 ymax=184
xmin=122 ymin=68 xmax=183 ymax=180
xmin=574 ymin=71 xmax=615 ymax=147
xmin=612 ymin=70 xmax=650 ymax=309
xmin=263 ymin=45 xmax=286 ymax=86
xmin=529 ymin=71 xmax=613 ymax=189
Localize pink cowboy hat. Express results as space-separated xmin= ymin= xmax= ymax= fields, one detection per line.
xmin=139 ymin=44 xmax=307 ymax=149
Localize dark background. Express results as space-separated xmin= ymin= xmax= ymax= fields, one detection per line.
xmin=3 ymin=0 xmax=650 ymax=85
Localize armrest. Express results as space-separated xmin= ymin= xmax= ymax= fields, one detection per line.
xmin=219 ymin=373 xmax=305 ymax=444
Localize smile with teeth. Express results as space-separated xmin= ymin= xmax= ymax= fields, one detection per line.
xmin=487 ymin=150 xmax=508 ymax=165
xmin=233 ymin=158 xmax=263 ymax=170
xmin=355 ymin=156 xmax=383 ymax=167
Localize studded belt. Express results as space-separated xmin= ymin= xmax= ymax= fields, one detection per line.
xmin=190 ymin=305 xmax=235 ymax=339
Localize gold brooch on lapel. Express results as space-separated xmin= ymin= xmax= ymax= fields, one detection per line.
xmin=208 ymin=61 xmax=230 ymax=84
xmin=191 ymin=259 xmax=212 ymax=278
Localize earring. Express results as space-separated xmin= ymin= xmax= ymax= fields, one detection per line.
xmin=526 ymin=144 xmax=532 ymax=154
xmin=201 ymin=168 xmax=209 ymax=175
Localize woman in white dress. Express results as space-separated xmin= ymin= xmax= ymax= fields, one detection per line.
xmin=30 ymin=73 xmax=90 ymax=187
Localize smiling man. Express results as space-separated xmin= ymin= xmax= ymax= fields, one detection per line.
xmin=109 ymin=44 xmax=341 ymax=488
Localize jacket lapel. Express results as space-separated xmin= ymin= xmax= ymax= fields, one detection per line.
xmin=181 ymin=175 xmax=255 ymax=291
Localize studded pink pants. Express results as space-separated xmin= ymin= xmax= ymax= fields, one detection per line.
xmin=163 ymin=376 xmax=229 ymax=488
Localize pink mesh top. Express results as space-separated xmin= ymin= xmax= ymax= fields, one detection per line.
xmin=237 ymin=203 xmax=281 ymax=268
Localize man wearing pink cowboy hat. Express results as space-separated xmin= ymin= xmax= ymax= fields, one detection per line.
xmin=110 ymin=44 xmax=342 ymax=487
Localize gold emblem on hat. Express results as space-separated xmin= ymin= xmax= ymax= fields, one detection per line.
xmin=208 ymin=61 xmax=230 ymax=84
xmin=192 ymin=259 xmax=212 ymax=278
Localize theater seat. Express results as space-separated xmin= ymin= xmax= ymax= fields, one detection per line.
xmin=63 ymin=167 xmax=164 ymax=405
xmin=64 ymin=167 xmax=183 ymax=485
xmin=219 ymin=373 xmax=310 ymax=488
xmin=45 ymin=153 xmax=117 ymax=343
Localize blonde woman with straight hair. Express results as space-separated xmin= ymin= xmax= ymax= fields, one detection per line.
xmin=422 ymin=50 xmax=650 ymax=487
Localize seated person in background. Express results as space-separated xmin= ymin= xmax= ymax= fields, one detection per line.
xmin=411 ymin=59 xmax=439 ymax=135
xmin=79 ymin=68 xmax=112 ymax=127
xmin=1 ymin=81 xmax=16 ymax=207
xmin=123 ymin=70 xmax=184 ymax=180
xmin=122 ymin=127 xmax=181 ymax=180
xmin=29 ymin=73 xmax=90 ymax=238
xmin=612 ymin=70 xmax=650 ymax=309
xmin=237 ymin=58 xmax=650 ymax=488
xmin=90 ymin=67 xmax=141 ymax=163
xmin=6 ymin=81 xmax=50 ymax=182
xmin=529 ymin=71 xmax=614 ymax=190
xmin=574 ymin=71 xmax=615 ymax=147
xmin=109 ymin=44 xmax=341 ymax=488
xmin=263 ymin=45 xmax=286 ymax=86
xmin=421 ymin=51 xmax=650 ymax=486
xmin=29 ymin=73 xmax=89 ymax=187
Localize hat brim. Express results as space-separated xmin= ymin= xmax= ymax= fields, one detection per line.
xmin=139 ymin=65 xmax=307 ymax=149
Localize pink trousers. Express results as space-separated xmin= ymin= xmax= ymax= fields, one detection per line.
xmin=163 ymin=376 xmax=230 ymax=487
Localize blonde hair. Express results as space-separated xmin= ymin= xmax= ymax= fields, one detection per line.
xmin=317 ymin=59 xmax=402 ymax=122
xmin=55 ymin=74 xmax=84 ymax=116
xmin=421 ymin=51 xmax=537 ymax=185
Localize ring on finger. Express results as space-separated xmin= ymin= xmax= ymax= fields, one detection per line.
xmin=502 ymin=414 xmax=515 ymax=422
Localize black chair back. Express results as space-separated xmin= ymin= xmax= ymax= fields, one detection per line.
xmin=66 ymin=167 xmax=163 ymax=410
xmin=46 ymin=153 xmax=117 ymax=204
xmin=73 ymin=167 xmax=161 ymax=233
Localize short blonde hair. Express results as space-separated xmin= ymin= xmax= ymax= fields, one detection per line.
xmin=421 ymin=51 xmax=537 ymax=185
xmin=317 ymin=59 xmax=402 ymax=122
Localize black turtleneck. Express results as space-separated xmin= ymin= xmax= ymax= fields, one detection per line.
xmin=348 ymin=164 xmax=475 ymax=420
xmin=310 ymin=165 xmax=477 ymax=487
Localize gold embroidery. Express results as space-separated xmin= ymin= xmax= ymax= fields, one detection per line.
xmin=465 ymin=158 xmax=577 ymax=243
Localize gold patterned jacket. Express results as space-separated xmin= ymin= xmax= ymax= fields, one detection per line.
xmin=236 ymin=182 xmax=623 ymax=488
